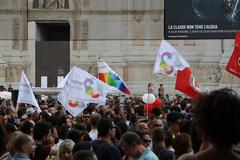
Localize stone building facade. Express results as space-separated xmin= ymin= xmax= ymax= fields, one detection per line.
xmin=0 ymin=0 xmax=239 ymax=95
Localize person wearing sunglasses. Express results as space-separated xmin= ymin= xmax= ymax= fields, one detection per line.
xmin=137 ymin=131 xmax=152 ymax=149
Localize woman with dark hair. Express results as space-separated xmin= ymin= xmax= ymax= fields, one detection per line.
xmin=72 ymin=150 xmax=97 ymax=160
xmin=72 ymin=142 xmax=92 ymax=155
xmin=20 ymin=120 xmax=34 ymax=136
xmin=172 ymin=133 xmax=192 ymax=158
xmin=67 ymin=129 xmax=81 ymax=143
xmin=193 ymin=88 xmax=240 ymax=160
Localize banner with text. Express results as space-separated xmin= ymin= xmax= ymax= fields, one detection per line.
xmin=165 ymin=0 xmax=240 ymax=39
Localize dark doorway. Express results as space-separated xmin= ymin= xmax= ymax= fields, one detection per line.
xmin=36 ymin=21 xmax=70 ymax=87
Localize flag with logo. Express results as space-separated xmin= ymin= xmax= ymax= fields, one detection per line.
xmin=175 ymin=67 xmax=201 ymax=99
xmin=58 ymin=67 xmax=115 ymax=116
xmin=98 ymin=58 xmax=131 ymax=95
xmin=226 ymin=32 xmax=240 ymax=78
xmin=153 ymin=40 xmax=190 ymax=77
xmin=17 ymin=72 xmax=41 ymax=113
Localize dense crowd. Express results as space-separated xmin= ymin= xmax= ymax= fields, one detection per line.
xmin=0 ymin=84 xmax=240 ymax=160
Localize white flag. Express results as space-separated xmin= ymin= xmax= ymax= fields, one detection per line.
xmin=57 ymin=68 xmax=87 ymax=117
xmin=98 ymin=58 xmax=131 ymax=95
xmin=17 ymin=72 xmax=41 ymax=113
xmin=58 ymin=67 xmax=114 ymax=116
xmin=153 ymin=40 xmax=190 ymax=77
xmin=57 ymin=69 xmax=71 ymax=88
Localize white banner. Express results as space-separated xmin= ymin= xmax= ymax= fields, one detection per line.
xmin=17 ymin=72 xmax=41 ymax=113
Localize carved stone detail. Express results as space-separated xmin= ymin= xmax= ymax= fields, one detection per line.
xmin=73 ymin=20 xmax=81 ymax=51
xmin=151 ymin=14 xmax=160 ymax=23
xmin=123 ymin=64 xmax=128 ymax=82
xmin=82 ymin=0 xmax=89 ymax=8
xmin=81 ymin=20 xmax=88 ymax=50
xmin=12 ymin=17 xmax=20 ymax=50
xmin=21 ymin=0 xmax=28 ymax=50
xmin=32 ymin=0 xmax=70 ymax=9
xmin=126 ymin=63 xmax=154 ymax=68
xmin=0 ymin=66 xmax=6 ymax=82
xmin=5 ymin=64 xmax=30 ymax=82
xmin=134 ymin=15 xmax=144 ymax=23
xmin=73 ymin=0 xmax=81 ymax=10
xmin=199 ymin=64 xmax=223 ymax=83
xmin=80 ymin=41 xmax=88 ymax=50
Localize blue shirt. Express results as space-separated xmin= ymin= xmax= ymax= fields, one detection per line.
xmin=138 ymin=148 xmax=159 ymax=160
xmin=11 ymin=153 xmax=31 ymax=160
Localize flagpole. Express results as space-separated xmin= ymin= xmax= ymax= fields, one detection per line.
xmin=53 ymin=98 xmax=59 ymax=109
xmin=173 ymin=88 xmax=176 ymax=98
xmin=16 ymin=104 xmax=19 ymax=112
xmin=146 ymin=90 xmax=149 ymax=120
xmin=97 ymin=57 xmax=101 ymax=79
xmin=230 ymin=74 xmax=233 ymax=89
xmin=146 ymin=82 xmax=152 ymax=120
xmin=218 ymin=70 xmax=226 ymax=89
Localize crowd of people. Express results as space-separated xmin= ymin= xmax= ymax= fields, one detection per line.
xmin=0 ymin=84 xmax=240 ymax=160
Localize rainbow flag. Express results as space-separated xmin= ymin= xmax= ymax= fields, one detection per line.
xmin=98 ymin=58 xmax=131 ymax=95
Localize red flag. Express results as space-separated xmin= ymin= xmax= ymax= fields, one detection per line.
xmin=226 ymin=32 xmax=240 ymax=78
xmin=175 ymin=67 xmax=201 ymax=99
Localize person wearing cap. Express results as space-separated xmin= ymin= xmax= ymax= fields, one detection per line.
xmin=91 ymin=118 xmax=122 ymax=160
xmin=26 ymin=107 xmax=37 ymax=125
xmin=166 ymin=111 xmax=181 ymax=138
xmin=26 ymin=107 xmax=35 ymax=117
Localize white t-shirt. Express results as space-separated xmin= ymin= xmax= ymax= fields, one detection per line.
xmin=89 ymin=129 xmax=98 ymax=140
